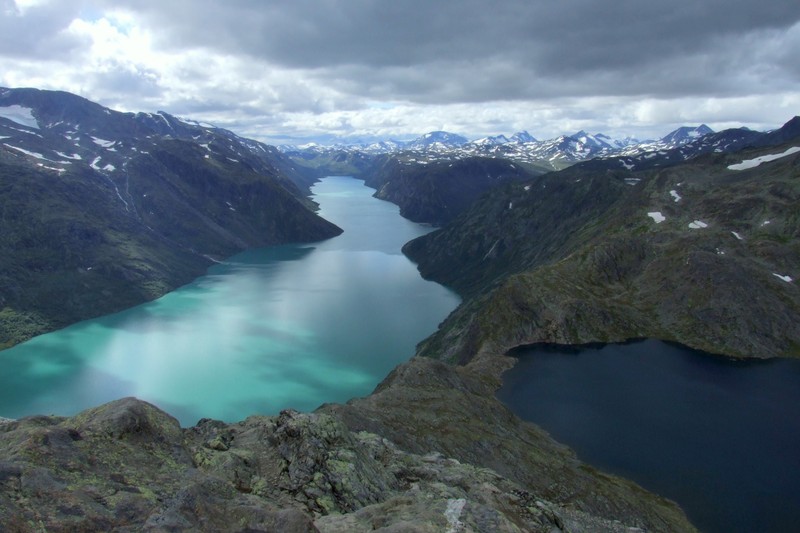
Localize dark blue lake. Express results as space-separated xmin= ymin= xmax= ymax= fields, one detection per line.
xmin=496 ymin=339 xmax=800 ymax=533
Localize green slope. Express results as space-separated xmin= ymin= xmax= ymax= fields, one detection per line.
xmin=405 ymin=142 xmax=800 ymax=362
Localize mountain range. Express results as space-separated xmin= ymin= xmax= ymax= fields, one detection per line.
xmin=282 ymin=124 xmax=717 ymax=170
xmin=403 ymin=116 xmax=800 ymax=364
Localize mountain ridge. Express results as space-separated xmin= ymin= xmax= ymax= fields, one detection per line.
xmin=403 ymin=117 xmax=800 ymax=364
xmin=280 ymin=123 xmax=718 ymax=169
xmin=0 ymin=87 xmax=341 ymax=349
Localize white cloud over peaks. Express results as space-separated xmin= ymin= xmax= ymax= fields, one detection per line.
xmin=1 ymin=1 xmax=799 ymax=143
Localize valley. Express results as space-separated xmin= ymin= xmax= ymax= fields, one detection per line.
xmin=1 ymin=87 xmax=799 ymax=532
xmin=0 ymin=176 xmax=459 ymax=425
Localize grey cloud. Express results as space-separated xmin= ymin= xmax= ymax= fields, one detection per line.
xmin=4 ymin=0 xmax=797 ymax=143
xmin=0 ymin=0 xmax=89 ymax=59
xmin=92 ymin=0 xmax=800 ymax=105
xmin=104 ymin=1 xmax=799 ymax=67
xmin=87 ymin=65 xmax=164 ymax=109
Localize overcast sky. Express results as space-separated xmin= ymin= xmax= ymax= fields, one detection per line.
xmin=1 ymin=0 xmax=799 ymax=144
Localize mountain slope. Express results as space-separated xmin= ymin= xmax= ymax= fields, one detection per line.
xmin=363 ymin=155 xmax=538 ymax=225
xmin=0 ymin=88 xmax=341 ymax=348
xmin=404 ymin=120 xmax=800 ymax=363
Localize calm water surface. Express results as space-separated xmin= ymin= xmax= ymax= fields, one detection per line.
xmin=497 ymin=340 xmax=800 ymax=533
xmin=1 ymin=176 xmax=460 ymax=425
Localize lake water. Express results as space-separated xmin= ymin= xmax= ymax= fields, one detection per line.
xmin=0 ymin=176 xmax=460 ymax=426
xmin=497 ymin=339 xmax=800 ymax=533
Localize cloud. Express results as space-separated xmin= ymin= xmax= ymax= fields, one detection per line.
xmin=0 ymin=0 xmax=88 ymax=59
xmin=1 ymin=0 xmax=799 ymax=142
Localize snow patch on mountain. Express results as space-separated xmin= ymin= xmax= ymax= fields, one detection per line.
xmin=91 ymin=136 xmax=116 ymax=148
xmin=177 ymin=116 xmax=216 ymax=129
xmin=0 ymin=105 xmax=39 ymax=129
xmin=39 ymin=164 xmax=66 ymax=173
xmin=727 ymin=146 xmax=800 ymax=170
xmin=4 ymin=144 xmax=45 ymax=159
xmin=56 ymin=151 xmax=82 ymax=160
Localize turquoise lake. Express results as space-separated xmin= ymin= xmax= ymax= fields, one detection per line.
xmin=0 ymin=176 xmax=460 ymax=426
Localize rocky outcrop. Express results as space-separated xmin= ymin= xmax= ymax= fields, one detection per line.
xmin=0 ymin=384 xmax=696 ymax=532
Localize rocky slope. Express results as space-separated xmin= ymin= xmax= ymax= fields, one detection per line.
xmin=363 ymin=155 xmax=538 ymax=225
xmin=0 ymin=357 xmax=697 ymax=532
xmin=0 ymin=88 xmax=341 ymax=348
xmin=404 ymin=120 xmax=800 ymax=363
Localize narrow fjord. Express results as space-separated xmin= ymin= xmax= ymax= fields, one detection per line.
xmin=0 ymin=176 xmax=460 ymax=425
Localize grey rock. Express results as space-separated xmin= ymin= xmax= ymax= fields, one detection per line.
xmin=0 ymin=392 xmax=696 ymax=532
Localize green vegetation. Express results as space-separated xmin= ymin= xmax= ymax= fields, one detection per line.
xmin=407 ymin=141 xmax=800 ymax=362
xmin=0 ymin=134 xmax=340 ymax=350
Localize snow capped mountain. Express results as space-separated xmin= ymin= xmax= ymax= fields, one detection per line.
xmin=509 ymin=130 xmax=536 ymax=143
xmin=471 ymin=134 xmax=510 ymax=147
xmin=278 ymin=123 xmax=729 ymax=171
xmin=0 ymin=86 xmax=314 ymax=194
xmin=570 ymin=130 xmax=616 ymax=150
xmin=363 ymin=139 xmax=408 ymax=153
xmin=406 ymin=130 xmax=469 ymax=150
xmin=660 ymin=124 xmax=714 ymax=145
xmin=611 ymin=136 xmax=641 ymax=148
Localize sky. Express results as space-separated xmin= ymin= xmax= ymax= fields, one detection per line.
xmin=1 ymin=0 xmax=799 ymax=145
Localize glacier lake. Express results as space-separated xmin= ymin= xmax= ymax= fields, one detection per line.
xmin=0 ymin=176 xmax=460 ymax=426
xmin=497 ymin=339 xmax=800 ymax=533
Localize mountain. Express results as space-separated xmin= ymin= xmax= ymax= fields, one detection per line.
xmin=363 ymin=155 xmax=537 ymax=225
xmin=284 ymin=122 xmax=759 ymax=228
xmin=404 ymin=130 xmax=469 ymax=150
xmin=509 ymin=130 xmax=536 ymax=143
xmin=570 ymin=130 xmax=616 ymax=150
xmin=284 ymin=124 xmax=719 ymax=174
xmin=660 ymin=124 xmax=714 ymax=145
xmin=403 ymin=117 xmax=800 ymax=364
xmin=471 ymin=134 xmax=510 ymax=146
xmin=0 ymin=87 xmax=341 ymax=348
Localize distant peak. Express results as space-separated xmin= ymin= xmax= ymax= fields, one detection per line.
xmin=509 ymin=130 xmax=537 ymax=143
xmin=409 ymin=130 xmax=468 ymax=148
xmin=661 ymin=124 xmax=714 ymax=143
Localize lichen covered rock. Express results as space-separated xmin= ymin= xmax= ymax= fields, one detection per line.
xmin=0 ymin=392 xmax=696 ymax=532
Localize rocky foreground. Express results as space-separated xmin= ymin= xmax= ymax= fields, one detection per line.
xmin=0 ymin=357 xmax=695 ymax=532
